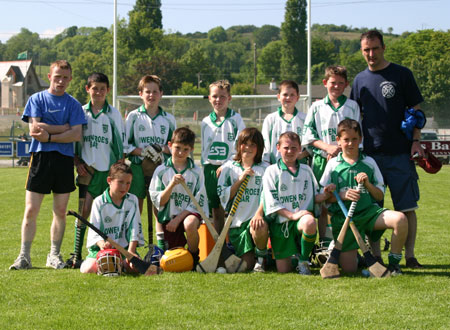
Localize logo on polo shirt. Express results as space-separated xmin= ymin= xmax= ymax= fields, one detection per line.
xmin=380 ymin=81 xmax=396 ymax=99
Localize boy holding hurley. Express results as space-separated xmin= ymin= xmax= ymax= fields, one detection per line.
xmin=66 ymin=72 xmax=125 ymax=268
xmin=149 ymin=127 xmax=209 ymax=266
xmin=262 ymin=132 xmax=318 ymax=275
xmin=10 ymin=60 xmax=86 ymax=270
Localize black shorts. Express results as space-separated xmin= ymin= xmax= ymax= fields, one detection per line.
xmin=26 ymin=151 xmax=76 ymax=194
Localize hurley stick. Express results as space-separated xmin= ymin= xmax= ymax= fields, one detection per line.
xmin=67 ymin=210 xmax=162 ymax=276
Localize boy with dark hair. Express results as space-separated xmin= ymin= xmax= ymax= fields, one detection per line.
xmin=262 ymin=80 xmax=308 ymax=165
xmin=10 ymin=60 xmax=86 ymax=270
xmin=66 ymin=72 xmax=125 ymax=268
xmin=318 ymin=119 xmax=408 ymax=275
xmin=80 ymin=162 xmax=145 ymax=274
xmin=150 ymin=127 xmax=209 ymax=266
xmin=262 ymin=132 xmax=318 ymax=275
xmin=125 ymin=75 xmax=176 ymax=246
xmin=302 ymin=65 xmax=361 ymax=246
xmin=201 ymin=80 xmax=245 ymax=232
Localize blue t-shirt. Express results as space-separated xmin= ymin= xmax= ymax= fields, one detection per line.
xmin=350 ymin=63 xmax=423 ymax=155
xmin=22 ymin=90 xmax=86 ymax=157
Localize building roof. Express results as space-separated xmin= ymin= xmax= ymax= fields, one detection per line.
xmin=0 ymin=60 xmax=32 ymax=82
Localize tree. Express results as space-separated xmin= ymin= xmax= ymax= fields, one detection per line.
xmin=208 ymin=27 xmax=227 ymax=43
xmin=4 ymin=28 xmax=40 ymax=60
xmin=253 ymin=25 xmax=281 ymax=48
xmin=258 ymin=40 xmax=283 ymax=82
xmin=127 ymin=0 xmax=163 ymax=51
xmin=280 ymin=0 xmax=307 ymax=82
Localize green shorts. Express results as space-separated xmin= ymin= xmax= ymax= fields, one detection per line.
xmin=87 ymin=170 xmax=109 ymax=198
xmin=312 ymin=154 xmax=327 ymax=182
xmin=229 ymin=221 xmax=255 ymax=257
xmin=331 ymin=204 xmax=386 ymax=252
xmin=129 ymin=163 xmax=146 ymax=199
xmin=203 ymin=164 xmax=220 ymax=209
xmin=268 ymin=220 xmax=301 ymax=260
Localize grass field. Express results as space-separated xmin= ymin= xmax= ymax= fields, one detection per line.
xmin=1 ymin=167 xmax=449 ymax=329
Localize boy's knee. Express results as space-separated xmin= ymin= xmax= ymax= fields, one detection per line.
xmin=395 ymin=213 xmax=408 ymax=232
xmin=184 ymin=215 xmax=200 ymax=232
xmin=299 ymin=215 xmax=316 ymax=234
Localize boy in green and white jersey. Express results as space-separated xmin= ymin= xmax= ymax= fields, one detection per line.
xmin=80 ymin=162 xmax=145 ymax=274
xmin=262 ymin=132 xmax=318 ymax=275
xmin=68 ymin=72 xmax=124 ymax=268
xmin=218 ymin=128 xmax=268 ymax=271
xmin=318 ymin=119 xmax=408 ymax=275
xmin=149 ymin=127 xmax=208 ymax=265
xmin=201 ymin=80 xmax=245 ymax=232
xmin=262 ymin=80 xmax=309 ymax=165
xmin=125 ymin=75 xmax=176 ymax=244
xmin=301 ymin=66 xmax=361 ymax=246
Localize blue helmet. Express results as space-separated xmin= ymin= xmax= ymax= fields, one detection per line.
xmin=144 ymin=244 xmax=164 ymax=266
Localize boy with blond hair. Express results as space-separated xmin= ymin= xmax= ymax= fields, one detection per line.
xmin=302 ymin=66 xmax=360 ymax=245
xmin=66 ymin=72 xmax=125 ymax=268
xmin=10 ymin=60 xmax=86 ymax=270
xmin=201 ymin=80 xmax=245 ymax=231
xmin=262 ymin=80 xmax=309 ymax=165
xmin=150 ymin=127 xmax=209 ymax=266
xmin=125 ymin=75 xmax=176 ymax=247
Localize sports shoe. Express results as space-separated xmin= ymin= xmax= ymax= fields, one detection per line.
xmin=388 ymin=263 xmax=403 ymax=276
xmin=296 ymin=261 xmax=311 ymax=275
xmin=252 ymin=259 xmax=265 ymax=273
xmin=65 ymin=253 xmax=83 ymax=269
xmin=46 ymin=253 xmax=66 ymax=269
xmin=406 ymin=257 xmax=424 ymax=269
xmin=9 ymin=255 xmax=32 ymax=270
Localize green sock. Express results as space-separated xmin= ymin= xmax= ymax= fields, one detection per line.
xmin=73 ymin=223 xmax=86 ymax=258
xmin=300 ymin=232 xmax=317 ymax=262
xmin=255 ymin=247 xmax=268 ymax=258
xmin=388 ymin=252 xmax=402 ymax=266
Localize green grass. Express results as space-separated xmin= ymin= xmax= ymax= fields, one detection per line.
xmin=1 ymin=167 xmax=449 ymax=329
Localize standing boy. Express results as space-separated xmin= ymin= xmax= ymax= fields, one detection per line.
xmin=66 ymin=72 xmax=125 ymax=268
xmin=262 ymin=132 xmax=318 ymax=274
xmin=262 ymin=80 xmax=309 ymax=165
xmin=125 ymin=75 xmax=176 ymax=246
xmin=10 ymin=60 xmax=86 ymax=270
xmin=80 ymin=162 xmax=145 ymax=274
xmin=318 ymin=119 xmax=408 ymax=274
xmin=149 ymin=127 xmax=209 ymax=265
xmin=201 ymin=80 xmax=245 ymax=232
xmin=302 ymin=66 xmax=360 ymax=245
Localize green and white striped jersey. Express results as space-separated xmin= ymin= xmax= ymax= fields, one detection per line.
xmin=77 ymin=101 xmax=124 ymax=171
xmin=201 ymin=109 xmax=246 ymax=166
xmin=218 ymin=160 xmax=267 ymax=228
xmin=149 ymin=157 xmax=209 ymax=224
xmin=319 ymin=152 xmax=385 ymax=217
xmin=262 ymin=159 xmax=319 ymax=224
xmin=125 ymin=106 xmax=176 ymax=164
xmin=302 ymin=95 xmax=360 ymax=158
xmin=86 ymin=188 xmax=144 ymax=252
xmin=262 ymin=107 xmax=306 ymax=164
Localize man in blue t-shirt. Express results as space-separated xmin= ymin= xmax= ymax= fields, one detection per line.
xmin=350 ymin=30 xmax=425 ymax=269
xmin=10 ymin=60 xmax=87 ymax=271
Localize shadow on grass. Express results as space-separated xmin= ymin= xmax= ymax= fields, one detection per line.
xmin=400 ymin=264 xmax=450 ymax=277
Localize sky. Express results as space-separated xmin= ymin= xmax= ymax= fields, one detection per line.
xmin=0 ymin=0 xmax=448 ymax=43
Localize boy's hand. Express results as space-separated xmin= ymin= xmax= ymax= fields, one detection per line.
xmin=76 ymin=163 xmax=89 ymax=176
xmin=326 ymin=144 xmax=341 ymax=158
xmin=323 ymin=184 xmax=336 ymax=195
xmin=292 ymin=210 xmax=313 ymax=220
xmin=30 ymin=126 xmax=49 ymax=142
xmin=166 ymin=216 xmax=183 ymax=232
xmin=239 ymin=168 xmax=254 ymax=181
xmin=170 ymin=174 xmax=185 ymax=187
xmin=342 ymin=189 xmax=360 ymax=202
xmin=355 ymin=172 xmax=368 ymax=184
xmin=216 ymin=166 xmax=223 ymax=177
xmin=98 ymin=240 xmax=112 ymax=250
xmin=250 ymin=214 xmax=265 ymax=230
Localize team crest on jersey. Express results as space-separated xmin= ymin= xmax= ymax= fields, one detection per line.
xmin=227 ymin=133 xmax=234 ymax=141
xmin=209 ymin=142 xmax=229 ymax=160
xmin=380 ymin=81 xmax=396 ymax=99
xmin=280 ymin=184 xmax=288 ymax=192
xmin=139 ymin=125 xmax=146 ymax=132
xmin=104 ymin=216 xmax=113 ymax=223
xmin=161 ymin=126 xmax=166 ymax=135
xmin=187 ymin=182 xmax=193 ymax=190
xmin=125 ymin=211 xmax=129 ymax=218
xmin=255 ymin=176 xmax=262 ymax=186
xmin=103 ymin=124 xmax=108 ymax=134
xmin=216 ymin=185 xmax=222 ymax=196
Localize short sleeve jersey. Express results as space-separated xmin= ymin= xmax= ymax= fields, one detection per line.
xmin=201 ymin=109 xmax=246 ymax=166
xmin=262 ymin=159 xmax=318 ymax=224
xmin=218 ymin=160 xmax=267 ymax=228
xmin=262 ymin=107 xmax=306 ymax=164
xmin=125 ymin=106 xmax=176 ymax=164
xmin=149 ymin=157 xmax=209 ymax=224
xmin=350 ymin=63 xmax=424 ymax=155
xmin=77 ymin=101 xmax=124 ymax=171
xmin=86 ymin=188 xmax=144 ymax=252
xmin=319 ymin=152 xmax=385 ymax=218
xmin=22 ymin=90 xmax=86 ymax=157
xmin=302 ymin=95 xmax=360 ymax=158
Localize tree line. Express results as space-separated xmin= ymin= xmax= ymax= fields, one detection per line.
xmin=0 ymin=0 xmax=448 ymax=125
